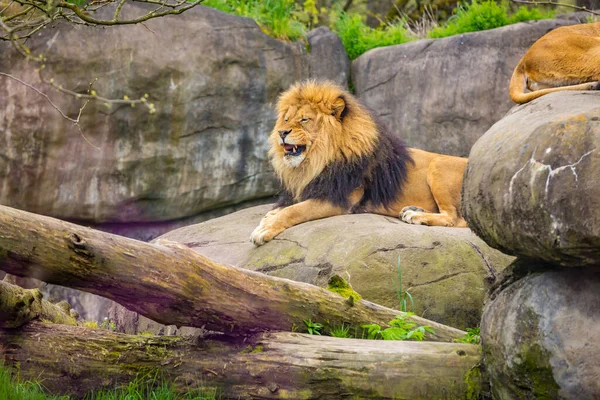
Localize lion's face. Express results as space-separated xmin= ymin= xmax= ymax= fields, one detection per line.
xmin=272 ymin=104 xmax=321 ymax=168
xmin=271 ymin=97 xmax=345 ymax=169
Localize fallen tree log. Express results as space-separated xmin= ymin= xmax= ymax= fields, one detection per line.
xmin=0 ymin=204 xmax=464 ymax=341
xmin=0 ymin=322 xmax=482 ymax=399
xmin=0 ymin=280 xmax=77 ymax=328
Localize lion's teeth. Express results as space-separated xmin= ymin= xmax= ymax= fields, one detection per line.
xmin=293 ymin=146 xmax=297 ymax=152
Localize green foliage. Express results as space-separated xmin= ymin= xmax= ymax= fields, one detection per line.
xmin=202 ymin=0 xmax=552 ymax=59
xmin=0 ymin=365 xmax=218 ymax=400
xmin=85 ymin=373 xmax=219 ymax=400
xmin=393 ymin=256 xmax=414 ymax=313
xmin=202 ymin=0 xmax=305 ymax=41
xmin=328 ymin=323 xmax=352 ymax=338
xmin=362 ymin=313 xmax=435 ymax=341
xmin=429 ymin=1 xmax=554 ymax=39
xmin=334 ymin=13 xmax=411 ymax=60
xmin=455 ymin=327 xmax=481 ymax=344
xmin=0 ymin=365 xmax=68 ymax=400
xmin=303 ymin=319 xmax=324 ymax=335
xmin=99 ymin=317 xmax=117 ymax=332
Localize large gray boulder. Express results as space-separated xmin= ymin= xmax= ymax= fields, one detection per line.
xmin=155 ymin=204 xmax=514 ymax=329
xmin=482 ymin=264 xmax=600 ymax=399
xmin=0 ymin=6 xmax=348 ymax=226
xmin=352 ymin=18 xmax=583 ymax=157
xmin=462 ymin=92 xmax=600 ymax=266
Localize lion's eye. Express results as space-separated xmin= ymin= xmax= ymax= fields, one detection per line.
xmin=284 ymin=117 xmax=289 ymax=122
xmin=300 ymin=117 xmax=309 ymax=123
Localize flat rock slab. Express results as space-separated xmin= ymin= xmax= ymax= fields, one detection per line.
xmin=463 ymin=91 xmax=600 ymax=266
xmin=482 ymin=265 xmax=600 ymax=399
xmin=156 ymin=205 xmax=514 ymax=329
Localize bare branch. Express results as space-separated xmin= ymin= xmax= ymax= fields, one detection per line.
xmin=0 ymin=71 xmax=77 ymax=123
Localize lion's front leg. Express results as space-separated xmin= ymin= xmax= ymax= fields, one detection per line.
xmin=250 ymin=200 xmax=348 ymax=246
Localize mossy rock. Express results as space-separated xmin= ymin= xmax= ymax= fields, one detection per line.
xmin=156 ymin=204 xmax=514 ymax=329
xmin=482 ymin=263 xmax=600 ymax=398
xmin=463 ymin=92 xmax=600 ymax=266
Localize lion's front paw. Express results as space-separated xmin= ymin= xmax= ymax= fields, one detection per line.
xmin=250 ymin=218 xmax=286 ymax=246
xmin=400 ymin=206 xmax=426 ymax=225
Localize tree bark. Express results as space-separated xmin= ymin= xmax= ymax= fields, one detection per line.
xmin=0 ymin=280 xmax=77 ymax=328
xmin=0 ymin=322 xmax=482 ymax=400
xmin=0 ymin=204 xmax=465 ymax=341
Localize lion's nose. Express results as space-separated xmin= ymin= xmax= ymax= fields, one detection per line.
xmin=279 ymin=130 xmax=291 ymax=139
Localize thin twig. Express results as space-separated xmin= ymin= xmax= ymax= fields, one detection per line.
xmin=0 ymin=71 xmax=77 ymax=122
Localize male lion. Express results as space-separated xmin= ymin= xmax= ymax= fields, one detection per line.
xmin=509 ymin=22 xmax=600 ymax=104
xmin=250 ymin=80 xmax=468 ymax=246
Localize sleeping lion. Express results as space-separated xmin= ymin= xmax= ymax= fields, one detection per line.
xmin=509 ymin=22 xmax=600 ymax=104
xmin=251 ymin=80 xmax=468 ymax=246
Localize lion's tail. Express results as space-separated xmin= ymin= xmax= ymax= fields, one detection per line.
xmin=510 ymin=62 xmax=600 ymax=105
xmin=509 ymin=62 xmax=537 ymax=105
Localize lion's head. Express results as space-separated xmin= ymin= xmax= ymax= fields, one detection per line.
xmin=270 ymin=80 xmax=379 ymax=199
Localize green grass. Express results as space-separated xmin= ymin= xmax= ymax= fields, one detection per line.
xmin=429 ymin=1 xmax=554 ymax=38
xmin=0 ymin=366 xmax=68 ymax=400
xmin=202 ymin=0 xmax=555 ymax=60
xmin=202 ymin=0 xmax=305 ymax=41
xmin=0 ymin=366 xmax=218 ymax=400
xmin=334 ymin=13 xmax=412 ymax=60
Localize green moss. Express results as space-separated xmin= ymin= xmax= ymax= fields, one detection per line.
xmin=327 ymin=275 xmax=362 ymax=302
xmin=250 ymin=345 xmax=263 ymax=354
xmin=510 ymin=308 xmax=560 ymax=399
xmin=463 ymin=363 xmax=486 ymax=400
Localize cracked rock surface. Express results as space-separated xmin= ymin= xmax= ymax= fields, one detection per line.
xmin=156 ymin=204 xmax=514 ymax=329
xmin=462 ymin=91 xmax=600 ymax=266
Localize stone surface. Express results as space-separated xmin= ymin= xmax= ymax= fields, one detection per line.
xmin=307 ymin=26 xmax=351 ymax=88
xmin=462 ymin=92 xmax=600 ymax=266
xmin=352 ymin=18 xmax=584 ymax=157
xmin=0 ymin=6 xmax=348 ymax=224
xmin=482 ymin=264 xmax=600 ymax=399
xmin=155 ymin=204 xmax=514 ymax=329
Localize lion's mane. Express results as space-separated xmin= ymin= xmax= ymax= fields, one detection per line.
xmin=270 ymin=80 xmax=412 ymax=211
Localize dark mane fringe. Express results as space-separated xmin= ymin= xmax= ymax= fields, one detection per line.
xmin=361 ymin=126 xmax=413 ymax=209
xmin=277 ymin=99 xmax=413 ymax=210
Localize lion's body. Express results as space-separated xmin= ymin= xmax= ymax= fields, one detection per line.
xmin=509 ymin=22 xmax=600 ymax=104
xmin=251 ymin=81 xmax=468 ymax=246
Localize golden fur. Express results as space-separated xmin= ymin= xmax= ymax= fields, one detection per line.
xmin=251 ymin=80 xmax=468 ymax=246
xmin=509 ymin=22 xmax=600 ymax=104
xmin=269 ymin=81 xmax=378 ymax=200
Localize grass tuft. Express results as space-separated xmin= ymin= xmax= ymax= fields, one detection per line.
xmin=428 ymin=1 xmax=554 ymax=39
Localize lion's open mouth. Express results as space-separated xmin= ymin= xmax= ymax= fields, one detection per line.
xmin=283 ymin=144 xmax=306 ymax=157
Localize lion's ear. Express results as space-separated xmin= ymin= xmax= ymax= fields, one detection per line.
xmin=331 ymin=96 xmax=346 ymax=121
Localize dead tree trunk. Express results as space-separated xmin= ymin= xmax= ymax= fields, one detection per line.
xmin=0 ymin=280 xmax=78 ymax=328
xmin=0 ymin=204 xmax=464 ymax=341
xmin=1 ymin=322 xmax=482 ymax=400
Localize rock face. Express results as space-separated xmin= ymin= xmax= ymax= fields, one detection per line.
xmin=0 ymin=6 xmax=348 ymax=224
xmin=352 ymin=18 xmax=583 ymax=157
xmin=481 ymin=265 xmax=600 ymax=399
xmin=462 ymin=92 xmax=600 ymax=266
xmin=155 ymin=205 xmax=514 ymax=329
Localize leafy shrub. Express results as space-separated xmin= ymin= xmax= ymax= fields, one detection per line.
xmin=429 ymin=1 xmax=554 ymax=39
xmin=202 ymin=0 xmax=305 ymax=41
xmin=454 ymin=327 xmax=481 ymax=344
xmin=334 ymin=13 xmax=412 ymax=60
xmin=362 ymin=313 xmax=435 ymax=341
